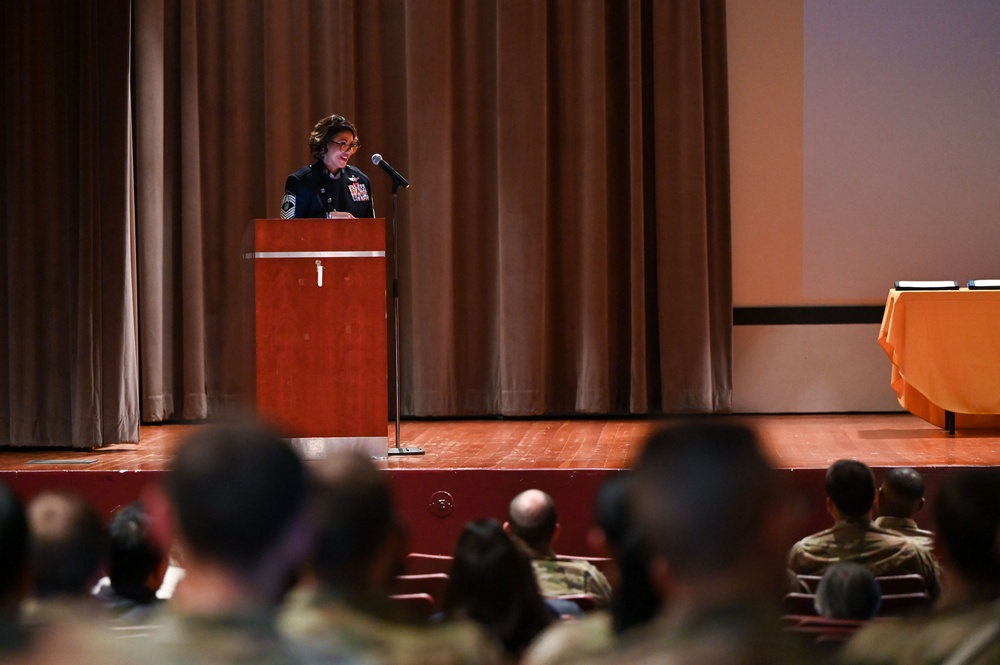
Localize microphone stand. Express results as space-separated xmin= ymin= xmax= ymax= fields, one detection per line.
xmin=387 ymin=181 xmax=424 ymax=456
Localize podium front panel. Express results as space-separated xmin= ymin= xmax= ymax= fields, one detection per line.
xmin=245 ymin=219 xmax=387 ymax=444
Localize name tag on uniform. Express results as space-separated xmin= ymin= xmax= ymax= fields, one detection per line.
xmin=349 ymin=181 xmax=370 ymax=202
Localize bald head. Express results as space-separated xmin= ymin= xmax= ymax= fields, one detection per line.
xmin=506 ymin=489 xmax=557 ymax=554
xmin=28 ymin=491 xmax=105 ymax=597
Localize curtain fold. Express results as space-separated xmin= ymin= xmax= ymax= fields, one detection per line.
xmin=134 ymin=0 xmax=732 ymax=421
xmin=1 ymin=0 xmax=139 ymax=446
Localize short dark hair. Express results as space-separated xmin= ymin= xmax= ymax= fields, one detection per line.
xmin=28 ymin=491 xmax=105 ymax=597
xmin=107 ymin=501 xmax=162 ymax=603
xmin=826 ymin=459 xmax=876 ymax=518
xmin=309 ymin=114 xmax=357 ymax=160
xmin=506 ymin=490 xmax=558 ymax=553
xmin=632 ymin=421 xmax=775 ymax=577
xmin=165 ymin=423 xmax=307 ymax=571
xmin=879 ymin=467 xmax=925 ymax=516
xmin=814 ymin=562 xmax=881 ymax=620
xmin=934 ymin=468 xmax=1000 ymax=581
xmin=0 ymin=482 xmax=28 ymax=598
xmin=308 ymin=451 xmax=403 ymax=589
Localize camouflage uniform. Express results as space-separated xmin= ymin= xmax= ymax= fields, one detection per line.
xmin=873 ymin=516 xmax=936 ymax=551
xmin=532 ymin=558 xmax=614 ymax=608
xmin=110 ymin=605 xmax=323 ymax=665
xmin=583 ymin=602 xmax=816 ymax=665
xmin=522 ymin=610 xmax=614 ymax=665
xmin=279 ymin=587 xmax=505 ymax=665
xmin=841 ymin=598 xmax=1000 ymax=664
xmin=787 ymin=518 xmax=941 ymax=599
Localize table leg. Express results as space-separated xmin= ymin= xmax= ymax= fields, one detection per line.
xmin=945 ymin=410 xmax=955 ymax=436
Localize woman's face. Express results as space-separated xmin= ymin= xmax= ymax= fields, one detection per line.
xmin=322 ymin=130 xmax=358 ymax=174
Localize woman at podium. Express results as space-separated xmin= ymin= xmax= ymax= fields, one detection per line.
xmin=280 ymin=114 xmax=375 ymax=219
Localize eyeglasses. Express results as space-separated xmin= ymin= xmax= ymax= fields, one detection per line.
xmin=330 ymin=138 xmax=361 ymax=154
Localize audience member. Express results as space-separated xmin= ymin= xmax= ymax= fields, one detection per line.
xmin=787 ymin=459 xmax=941 ymax=599
xmin=841 ymin=467 xmax=1000 ymax=664
xmin=813 ymin=562 xmax=881 ymax=620
xmin=588 ymin=421 xmax=813 ymax=664
xmin=504 ymin=489 xmax=613 ymax=608
xmin=0 ymin=481 xmax=31 ymax=657
xmin=279 ymin=450 xmax=504 ymax=664
xmin=874 ymin=467 xmax=935 ymax=550
xmin=92 ymin=501 xmax=166 ymax=621
xmin=134 ymin=422 xmax=318 ymax=664
xmin=446 ymin=518 xmax=553 ymax=661
xmin=22 ymin=491 xmax=106 ymax=628
xmin=523 ymin=472 xmax=661 ymax=665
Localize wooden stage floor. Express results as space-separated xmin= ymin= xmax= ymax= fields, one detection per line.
xmin=1 ymin=412 xmax=998 ymax=471
xmin=2 ymin=413 xmax=998 ymax=554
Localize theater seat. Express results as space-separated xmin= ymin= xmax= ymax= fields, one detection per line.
xmin=389 ymin=573 xmax=450 ymax=612
xmin=877 ymin=592 xmax=932 ymax=616
xmin=403 ymin=552 xmax=454 ymax=576
xmin=874 ymin=574 xmax=927 ymax=595
xmin=782 ymin=592 xmax=819 ymax=616
xmin=388 ymin=593 xmax=436 ymax=620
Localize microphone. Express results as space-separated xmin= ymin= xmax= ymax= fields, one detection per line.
xmin=371 ymin=153 xmax=410 ymax=189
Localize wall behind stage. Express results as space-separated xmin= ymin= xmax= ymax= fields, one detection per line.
xmin=727 ymin=0 xmax=1000 ymax=413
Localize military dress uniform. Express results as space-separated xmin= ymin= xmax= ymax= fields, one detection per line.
xmin=281 ymin=162 xmax=374 ymax=219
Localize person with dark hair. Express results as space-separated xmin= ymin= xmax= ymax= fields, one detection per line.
xmin=589 ymin=421 xmax=812 ymax=664
xmin=22 ymin=491 xmax=107 ymax=628
xmin=280 ymin=451 xmax=503 ymax=664
xmin=874 ymin=467 xmax=935 ymax=549
xmin=280 ymin=114 xmax=374 ymax=219
xmin=787 ymin=459 xmax=940 ymax=599
xmin=93 ymin=501 xmax=166 ymax=620
xmin=523 ymin=472 xmax=661 ymax=665
xmin=813 ymin=562 xmax=881 ymax=620
xmin=134 ymin=422 xmax=316 ymax=664
xmin=0 ymin=481 xmax=31 ymax=655
xmin=445 ymin=518 xmax=553 ymax=661
xmin=504 ymin=489 xmax=613 ymax=608
xmin=842 ymin=467 xmax=1000 ymax=664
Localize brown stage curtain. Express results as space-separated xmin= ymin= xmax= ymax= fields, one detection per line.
xmin=135 ymin=0 xmax=732 ymax=420
xmin=1 ymin=1 xmax=139 ymax=446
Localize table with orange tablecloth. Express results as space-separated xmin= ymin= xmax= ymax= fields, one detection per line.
xmin=879 ymin=288 xmax=1000 ymax=432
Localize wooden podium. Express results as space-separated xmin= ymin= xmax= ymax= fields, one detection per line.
xmin=243 ymin=218 xmax=388 ymax=458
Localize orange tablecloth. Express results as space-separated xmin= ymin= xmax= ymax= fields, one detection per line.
xmin=879 ymin=288 xmax=1000 ymax=429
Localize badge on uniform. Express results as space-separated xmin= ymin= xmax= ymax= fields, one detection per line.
xmin=280 ymin=192 xmax=295 ymax=219
xmin=349 ymin=181 xmax=370 ymax=202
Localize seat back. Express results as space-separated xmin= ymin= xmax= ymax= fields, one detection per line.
xmin=874 ymin=574 xmax=927 ymax=595
xmin=877 ymin=592 xmax=932 ymax=616
xmin=388 ymin=593 xmax=436 ymax=620
xmin=550 ymin=593 xmax=598 ymax=614
xmin=403 ymin=552 xmax=454 ymax=576
xmin=554 ymin=555 xmax=614 ymax=579
xmin=795 ymin=574 xmax=822 ymax=593
xmin=783 ymin=592 xmax=819 ymax=616
xmin=389 ymin=573 xmax=450 ymax=613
